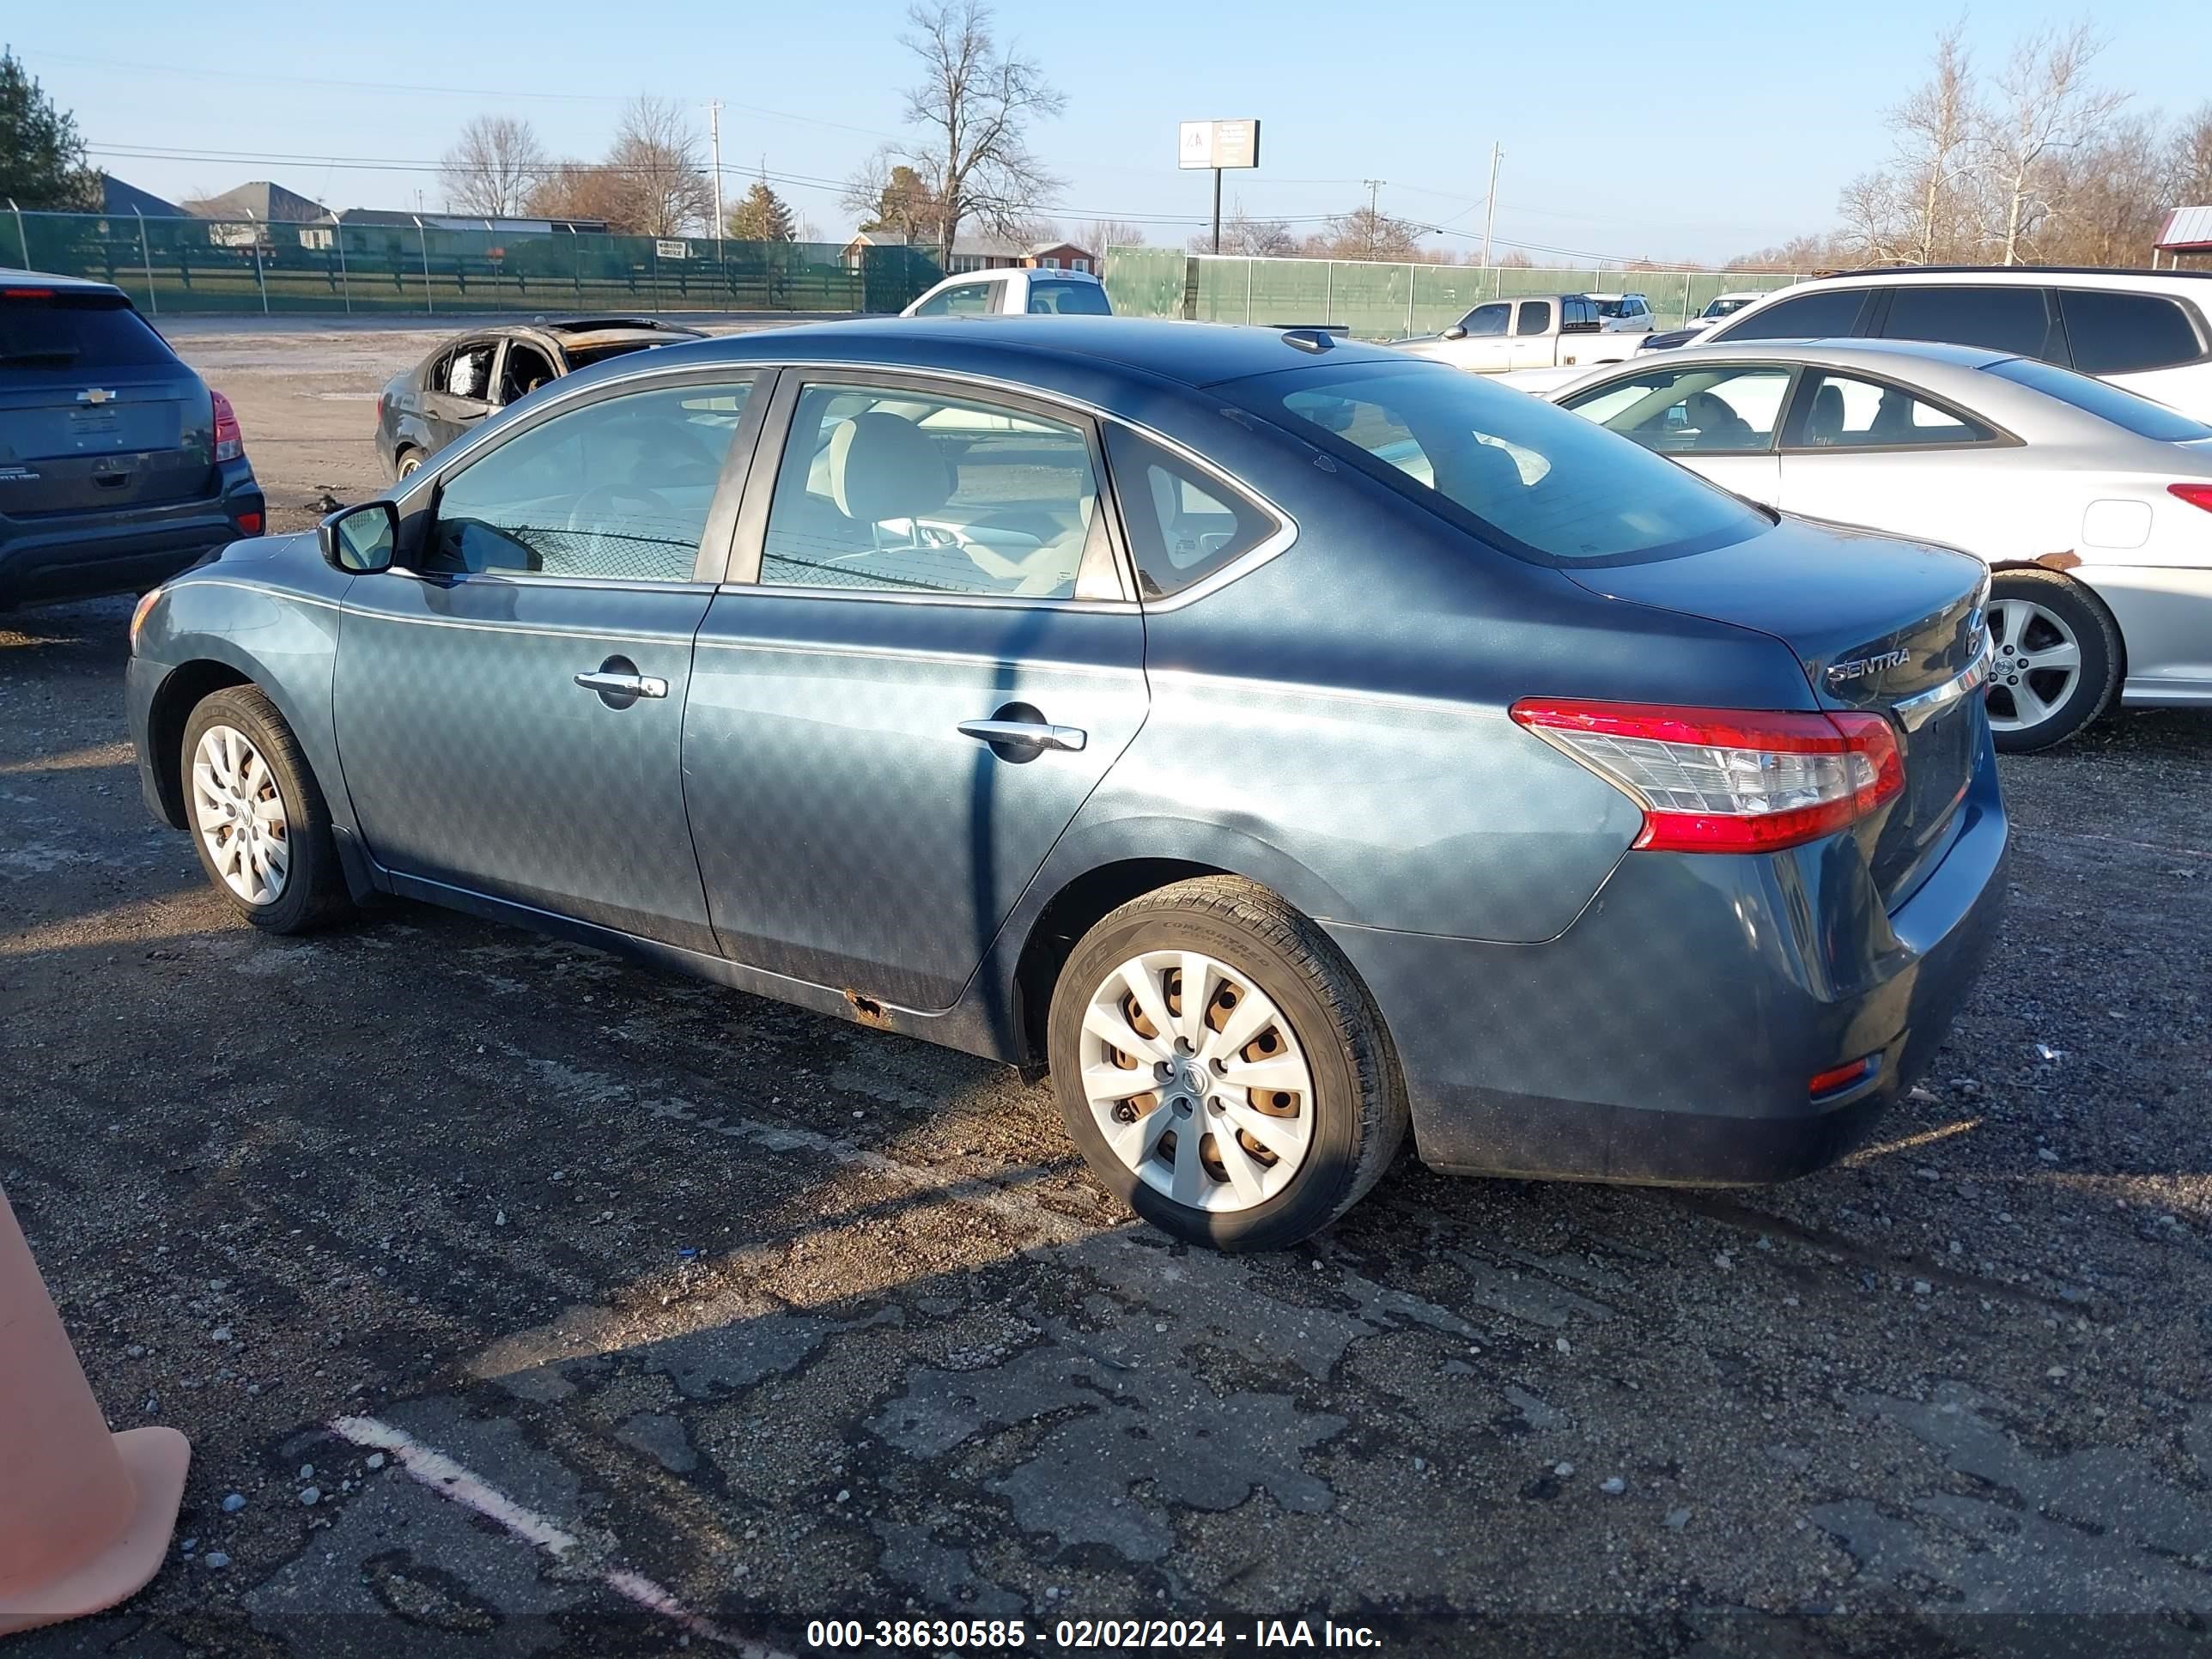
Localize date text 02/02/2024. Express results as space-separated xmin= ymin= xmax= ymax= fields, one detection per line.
xmin=802 ymin=1618 xmax=1385 ymax=1650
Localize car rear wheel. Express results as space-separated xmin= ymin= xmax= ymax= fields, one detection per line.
xmin=394 ymin=448 xmax=422 ymax=480
xmin=180 ymin=687 xmax=351 ymax=933
xmin=1984 ymin=570 xmax=2120 ymax=752
xmin=1047 ymin=877 xmax=1407 ymax=1251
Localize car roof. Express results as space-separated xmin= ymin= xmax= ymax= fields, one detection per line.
xmin=607 ymin=314 xmax=1404 ymax=390
xmin=0 ymin=266 xmax=129 ymax=300
xmin=1648 ymin=337 xmax=2014 ymax=370
xmin=543 ymin=315 xmax=704 ymax=335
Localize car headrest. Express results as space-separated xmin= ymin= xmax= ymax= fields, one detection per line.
xmin=1808 ymin=384 xmax=1846 ymax=441
xmin=827 ymin=412 xmax=952 ymax=524
xmin=1431 ymin=436 xmax=1525 ymax=507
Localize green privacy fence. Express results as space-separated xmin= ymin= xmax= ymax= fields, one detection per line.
xmin=1102 ymin=247 xmax=1812 ymax=337
xmin=5 ymin=209 xmax=941 ymax=318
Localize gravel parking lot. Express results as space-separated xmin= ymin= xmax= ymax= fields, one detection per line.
xmin=3 ymin=321 xmax=2210 ymax=1656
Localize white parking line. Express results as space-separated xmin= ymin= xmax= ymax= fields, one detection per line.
xmin=328 ymin=1413 xmax=792 ymax=1656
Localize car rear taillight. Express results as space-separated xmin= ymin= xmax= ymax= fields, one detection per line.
xmin=1510 ymin=700 xmax=1904 ymax=853
xmin=2168 ymin=483 xmax=2212 ymax=514
xmin=211 ymin=388 xmax=245 ymax=462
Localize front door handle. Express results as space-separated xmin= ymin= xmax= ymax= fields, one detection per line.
xmin=575 ymin=669 xmax=668 ymax=699
xmin=957 ymin=717 xmax=1086 ymax=753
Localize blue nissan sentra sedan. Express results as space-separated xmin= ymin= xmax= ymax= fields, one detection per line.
xmin=125 ymin=318 xmax=2005 ymax=1250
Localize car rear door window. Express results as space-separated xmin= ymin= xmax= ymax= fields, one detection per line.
xmin=1561 ymin=364 xmax=1792 ymax=453
xmin=1882 ymin=284 xmax=2057 ymax=359
xmin=1516 ymin=301 xmax=1553 ymax=336
xmin=1103 ymin=427 xmax=1279 ymax=599
xmin=1714 ymin=287 xmax=1874 ymax=342
xmin=1783 ymin=371 xmax=1996 ymax=449
xmin=0 ymin=291 xmax=175 ymax=367
xmin=2057 ymin=290 xmax=2206 ymax=374
xmin=428 ymin=379 xmax=757 ymax=581
xmin=758 ymin=383 xmax=1105 ymax=600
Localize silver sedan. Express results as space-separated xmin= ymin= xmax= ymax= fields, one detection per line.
xmin=1534 ymin=337 xmax=2212 ymax=749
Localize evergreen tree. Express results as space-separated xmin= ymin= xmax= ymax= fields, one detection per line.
xmin=726 ymin=178 xmax=797 ymax=243
xmin=0 ymin=50 xmax=100 ymax=212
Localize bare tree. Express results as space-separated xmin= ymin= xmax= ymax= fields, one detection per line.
xmin=1191 ymin=202 xmax=1294 ymax=256
xmin=2041 ymin=114 xmax=2166 ymax=264
xmin=441 ymin=116 xmax=547 ymax=218
xmin=1981 ymin=22 xmax=2126 ymax=264
xmin=605 ymin=95 xmax=714 ymax=237
xmin=1834 ymin=21 xmax=1984 ymax=264
xmin=867 ymin=1 xmax=1066 ymax=270
xmin=1315 ymin=204 xmax=1423 ymax=262
xmin=1080 ymin=218 xmax=1147 ymax=253
xmin=2169 ymin=104 xmax=2212 ymax=207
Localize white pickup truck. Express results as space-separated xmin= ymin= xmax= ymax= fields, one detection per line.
xmin=1393 ymin=294 xmax=1644 ymax=375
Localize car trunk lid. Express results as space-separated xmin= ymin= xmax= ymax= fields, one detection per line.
xmin=0 ymin=289 xmax=214 ymax=515
xmin=1565 ymin=520 xmax=1989 ymax=907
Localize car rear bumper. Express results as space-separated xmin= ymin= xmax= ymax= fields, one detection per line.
xmin=1327 ymin=733 xmax=2008 ymax=1186
xmin=0 ymin=465 xmax=263 ymax=607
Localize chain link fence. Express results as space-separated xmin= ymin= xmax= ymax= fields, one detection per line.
xmin=1102 ymin=247 xmax=1814 ymax=337
xmin=4 ymin=208 xmax=942 ymax=318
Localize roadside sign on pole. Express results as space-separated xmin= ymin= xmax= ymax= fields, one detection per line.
xmin=1178 ymin=119 xmax=1261 ymax=170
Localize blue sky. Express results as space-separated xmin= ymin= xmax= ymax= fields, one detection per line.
xmin=16 ymin=0 xmax=2212 ymax=264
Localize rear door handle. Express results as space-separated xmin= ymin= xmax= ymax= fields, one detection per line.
xmin=575 ymin=670 xmax=667 ymax=699
xmin=957 ymin=718 xmax=1086 ymax=753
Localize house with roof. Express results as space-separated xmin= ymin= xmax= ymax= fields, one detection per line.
xmin=99 ymin=174 xmax=185 ymax=219
xmin=840 ymin=229 xmax=1097 ymax=276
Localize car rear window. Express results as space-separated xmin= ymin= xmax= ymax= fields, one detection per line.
xmin=0 ymin=291 xmax=176 ymax=367
xmin=2057 ymin=290 xmax=2205 ymax=375
xmin=1983 ymin=356 xmax=2212 ymax=441
xmin=1226 ymin=359 xmax=1771 ymax=566
xmin=1027 ymin=280 xmax=1111 ymax=315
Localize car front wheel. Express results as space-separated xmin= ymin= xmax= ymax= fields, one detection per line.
xmin=1984 ymin=570 xmax=2121 ymax=752
xmin=1047 ymin=877 xmax=1407 ymax=1251
xmin=180 ymin=686 xmax=352 ymax=933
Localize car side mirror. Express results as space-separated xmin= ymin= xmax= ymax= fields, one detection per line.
xmin=1442 ymin=325 xmax=1468 ymax=340
xmin=319 ymin=499 xmax=398 ymax=574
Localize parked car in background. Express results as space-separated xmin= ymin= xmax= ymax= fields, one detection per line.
xmin=1544 ymin=337 xmax=2212 ymax=749
xmin=1584 ymin=291 xmax=1656 ymax=333
xmin=128 ymin=318 xmax=2002 ymax=1250
xmin=0 ymin=270 xmax=264 ymax=612
xmin=1394 ymin=294 xmax=1643 ymax=374
xmin=1641 ymin=289 xmax=1771 ymax=350
xmin=374 ymin=317 xmax=706 ymax=479
xmin=900 ymin=267 xmax=1113 ymax=319
xmin=1669 ymin=266 xmax=2212 ymax=419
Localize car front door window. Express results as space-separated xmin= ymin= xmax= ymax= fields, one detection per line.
xmin=758 ymin=383 xmax=1106 ymax=600
xmin=1563 ymin=366 xmax=1791 ymax=453
xmin=1460 ymin=303 xmax=1510 ymax=336
xmin=428 ymin=379 xmax=758 ymax=581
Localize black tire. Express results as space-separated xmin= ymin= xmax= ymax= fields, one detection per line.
xmin=179 ymin=686 xmax=353 ymax=933
xmin=394 ymin=448 xmax=422 ymax=480
xmin=1046 ymin=876 xmax=1407 ymax=1252
xmin=1986 ymin=569 xmax=2122 ymax=753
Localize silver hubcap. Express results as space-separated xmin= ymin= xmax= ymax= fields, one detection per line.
xmin=191 ymin=725 xmax=290 ymax=905
xmin=398 ymin=455 xmax=420 ymax=477
xmin=1985 ymin=597 xmax=2082 ymax=732
xmin=1080 ymin=950 xmax=1316 ymax=1213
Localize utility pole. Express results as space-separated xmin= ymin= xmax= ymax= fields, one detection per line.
xmin=707 ymin=100 xmax=725 ymax=246
xmin=1363 ymin=179 xmax=1383 ymax=259
xmin=1480 ymin=143 xmax=1501 ymax=269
